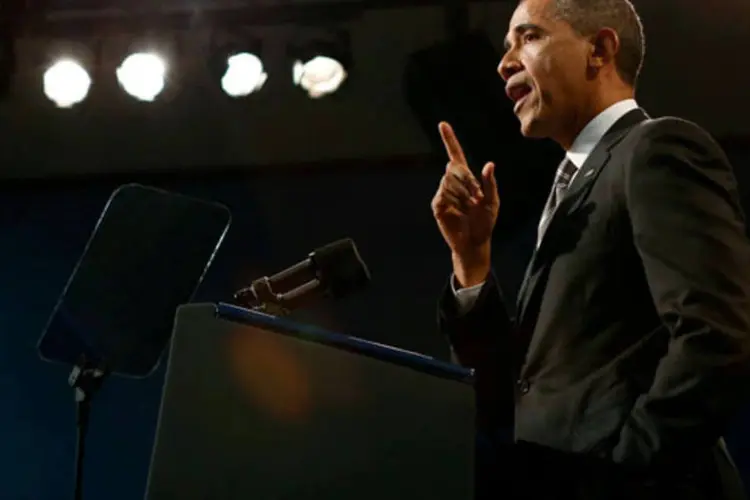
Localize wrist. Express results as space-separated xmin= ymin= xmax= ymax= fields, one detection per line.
xmin=452 ymin=244 xmax=491 ymax=289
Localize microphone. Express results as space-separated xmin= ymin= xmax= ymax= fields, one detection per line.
xmin=233 ymin=238 xmax=371 ymax=314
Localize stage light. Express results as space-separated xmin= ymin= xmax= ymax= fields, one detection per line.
xmin=292 ymin=56 xmax=347 ymax=99
xmin=208 ymin=35 xmax=266 ymax=98
xmin=43 ymin=59 xmax=92 ymax=108
xmin=221 ymin=52 xmax=267 ymax=98
xmin=289 ymin=31 xmax=352 ymax=98
xmin=116 ymin=52 xmax=167 ymax=102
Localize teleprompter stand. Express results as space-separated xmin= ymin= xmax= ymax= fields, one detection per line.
xmin=69 ymin=357 xmax=107 ymax=500
xmin=36 ymin=184 xmax=231 ymax=500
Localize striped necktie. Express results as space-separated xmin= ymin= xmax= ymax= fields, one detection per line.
xmin=537 ymin=158 xmax=578 ymax=246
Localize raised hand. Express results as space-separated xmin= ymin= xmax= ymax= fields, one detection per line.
xmin=431 ymin=122 xmax=499 ymax=287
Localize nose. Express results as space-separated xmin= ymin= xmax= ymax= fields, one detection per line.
xmin=498 ymin=51 xmax=522 ymax=82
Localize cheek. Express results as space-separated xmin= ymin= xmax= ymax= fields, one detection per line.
xmin=523 ymin=53 xmax=557 ymax=104
xmin=528 ymin=51 xmax=579 ymax=105
xmin=523 ymin=48 xmax=555 ymax=84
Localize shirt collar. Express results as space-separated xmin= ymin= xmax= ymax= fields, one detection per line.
xmin=566 ymin=99 xmax=639 ymax=169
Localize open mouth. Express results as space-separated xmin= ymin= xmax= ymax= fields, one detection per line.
xmin=506 ymin=83 xmax=532 ymax=112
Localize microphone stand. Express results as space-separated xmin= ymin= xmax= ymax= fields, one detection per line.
xmin=233 ymin=238 xmax=370 ymax=315
xmin=235 ymin=276 xmax=323 ymax=317
xmin=68 ymin=357 xmax=107 ymax=500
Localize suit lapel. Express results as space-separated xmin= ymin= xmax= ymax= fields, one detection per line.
xmin=515 ymin=108 xmax=649 ymax=324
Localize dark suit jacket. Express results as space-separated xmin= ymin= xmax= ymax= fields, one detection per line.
xmin=439 ymin=109 xmax=750 ymax=499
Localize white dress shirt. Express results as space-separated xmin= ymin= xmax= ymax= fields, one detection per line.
xmin=451 ymin=99 xmax=640 ymax=315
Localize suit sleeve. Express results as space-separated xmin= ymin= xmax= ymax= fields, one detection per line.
xmin=438 ymin=272 xmax=517 ymax=428
xmin=614 ymin=119 xmax=750 ymax=467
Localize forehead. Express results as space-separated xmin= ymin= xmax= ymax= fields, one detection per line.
xmin=512 ymin=0 xmax=554 ymax=23
xmin=505 ymin=0 xmax=561 ymax=49
xmin=504 ymin=0 xmax=556 ymax=40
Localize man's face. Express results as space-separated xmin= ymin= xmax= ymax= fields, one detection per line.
xmin=499 ymin=0 xmax=593 ymax=140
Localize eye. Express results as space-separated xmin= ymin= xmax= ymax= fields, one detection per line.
xmin=523 ymin=32 xmax=540 ymax=43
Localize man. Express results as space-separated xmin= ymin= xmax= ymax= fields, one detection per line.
xmin=431 ymin=0 xmax=750 ymax=498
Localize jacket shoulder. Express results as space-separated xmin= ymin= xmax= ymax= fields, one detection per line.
xmin=631 ymin=116 xmax=719 ymax=148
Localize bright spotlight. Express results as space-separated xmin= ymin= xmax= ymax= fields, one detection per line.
xmin=116 ymin=52 xmax=167 ymax=102
xmin=43 ymin=59 xmax=91 ymax=108
xmin=221 ymin=52 xmax=267 ymax=98
xmin=293 ymin=56 xmax=347 ymax=98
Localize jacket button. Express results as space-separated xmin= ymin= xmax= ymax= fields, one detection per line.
xmin=517 ymin=378 xmax=530 ymax=394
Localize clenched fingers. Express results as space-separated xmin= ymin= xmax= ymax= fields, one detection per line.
xmin=432 ymin=172 xmax=478 ymax=216
xmin=447 ymin=162 xmax=484 ymax=202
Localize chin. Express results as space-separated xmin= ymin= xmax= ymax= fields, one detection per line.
xmin=516 ymin=98 xmax=553 ymax=139
xmin=519 ymin=115 xmax=546 ymax=138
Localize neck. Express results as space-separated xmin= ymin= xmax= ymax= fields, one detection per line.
xmin=556 ymin=87 xmax=635 ymax=151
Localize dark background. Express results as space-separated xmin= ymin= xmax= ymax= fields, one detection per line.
xmin=2 ymin=0 xmax=750 ymax=498
xmin=2 ymin=146 xmax=750 ymax=499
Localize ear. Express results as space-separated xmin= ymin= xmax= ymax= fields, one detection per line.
xmin=588 ymin=27 xmax=620 ymax=70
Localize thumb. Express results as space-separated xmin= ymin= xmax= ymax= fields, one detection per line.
xmin=481 ymin=162 xmax=499 ymax=204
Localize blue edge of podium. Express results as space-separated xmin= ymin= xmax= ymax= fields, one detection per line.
xmin=214 ymin=302 xmax=476 ymax=385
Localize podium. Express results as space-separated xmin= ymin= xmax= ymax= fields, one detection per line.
xmin=145 ymin=303 xmax=476 ymax=500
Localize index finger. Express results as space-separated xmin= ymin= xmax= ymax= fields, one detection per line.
xmin=438 ymin=122 xmax=468 ymax=165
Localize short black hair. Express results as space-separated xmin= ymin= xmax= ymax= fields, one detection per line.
xmin=544 ymin=0 xmax=646 ymax=87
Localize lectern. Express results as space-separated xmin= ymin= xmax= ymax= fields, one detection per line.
xmin=146 ymin=303 xmax=476 ymax=500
